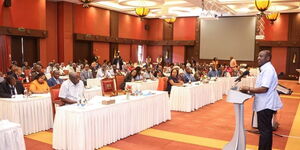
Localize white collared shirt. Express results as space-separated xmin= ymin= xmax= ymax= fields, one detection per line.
xmin=59 ymin=80 xmax=85 ymax=102
xmin=254 ymin=62 xmax=283 ymax=112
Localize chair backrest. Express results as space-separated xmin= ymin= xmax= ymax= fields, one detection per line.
xmin=51 ymin=84 xmax=61 ymax=89
xmin=115 ymin=75 xmax=125 ymax=90
xmin=50 ymin=88 xmax=60 ymax=102
xmin=50 ymin=87 xmax=62 ymax=118
xmin=101 ymin=78 xmax=116 ymax=96
xmin=157 ymin=77 xmax=168 ymax=91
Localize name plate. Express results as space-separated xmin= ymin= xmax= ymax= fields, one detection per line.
xmin=102 ymin=99 xmax=115 ymax=105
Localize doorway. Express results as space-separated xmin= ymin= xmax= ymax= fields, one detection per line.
xmin=286 ymin=47 xmax=300 ymax=78
xmin=11 ymin=36 xmax=39 ymax=66
xmin=74 ymin=40 xmax=93 ymax=63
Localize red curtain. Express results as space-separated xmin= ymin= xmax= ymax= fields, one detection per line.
xmin=0 ymin=35 xmax=11 ymax=73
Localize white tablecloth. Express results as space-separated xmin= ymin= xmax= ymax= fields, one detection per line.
xmin=170 ymin=80 xmax=224 ymax=112
xmin=84 ymin=87 xmax=102 ymax=99
xmin=170 ymin=77 xmax=256 ymax=112
xmin=125 ymin=80 xmax=159 ymax=92
xmin=219 ymin=77 xmax=256 ymax=95
xmin=0 ymin=94 xmax=53 ymax=135
xmin=53 ymin=91 xmax=170 ymax=150
xmin=0 ymin=120 xmax=26 ymax=150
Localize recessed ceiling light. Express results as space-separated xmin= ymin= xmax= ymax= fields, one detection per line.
xmin=96 ymin=1 xmax=133 ymax=9
xmin=237 ymin=7 xmax=250 ymax=13
xmin=118 ymin=0 xmax=164 ymax=7
xmin=164 ymin=1 xmax=187 ymax=6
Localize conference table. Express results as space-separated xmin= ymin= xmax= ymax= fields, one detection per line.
xmin=0 ymin=120 xmax=26 ymax=150
xmin=170 ymin=77 xmax=256 ymax=112
xmin=125 ymin=79 xmax=159 ymax=91
xmin=0 ymin=94 xmax=53 ymax=135
xmin=53 ymin=91 xmax=170 ymax=150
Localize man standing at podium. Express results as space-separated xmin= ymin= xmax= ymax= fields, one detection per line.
xmin=240 ymin=50 xmax=282 ymax=150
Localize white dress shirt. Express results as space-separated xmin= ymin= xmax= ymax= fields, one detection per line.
xmin=59 ymin=80 xmax=85 ymax=102
xmin=254 ymin=62 xmax=283 ymax=112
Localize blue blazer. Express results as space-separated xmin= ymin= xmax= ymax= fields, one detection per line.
xmin=47 ymin=77 xmax=64 ymax=87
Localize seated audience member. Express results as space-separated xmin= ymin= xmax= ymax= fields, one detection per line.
xmin=7 ymin=65 xmax=17 ymax=76
xmin=0 ymin=76 xmax=24 ymax=98
xmin=154 ymin=70 xmax=164 ymax=78
xmin=46 ymin=62 xmax=54 ymax=74
xmin=29 ymin=73 xmax=50 ymax=94
xmin=109 ymin=65 xmax=122 ymax=76
xmin=217 ymin=65 xmax=225 ymax=77
xmin=208 ymin=66 xmax=218 ymax=78
xmin=68 ymin=63 xmax=78 ymax=73
xmin=12 ymin=67 xmax=26 ymax=83
xmin=90 ymin=62 xmax=99 ymax=78
xmin=80 ymin=64 xmax=93 ymax=85
xmin=134 ymin=66 xmax=144 ymax=81
xmin=121 ymin=69 xmax=138 ymax=89
xmin=22 ymin=61 xmax=31 ymax=71
xmin=59 ymin=72 xmax=85 ymax=104
xmin=0 ymin=72 xmax=4 ymax=83
xmin=232 ymin=66 xmax=242 ymax=77
xmin=97 ymin=65 xmax=112 ymax=78
xmin=31 ymin=64 xmax=42 ymax=81
xmin=47 ymin=70 xmax=64 ymax=87
xmin=183 ymin=67 xmax=196 ymax=83
xmin=53 ymin=63 xmax=64 ymax=75
xmin=143 ymin=67 xmax=154 ymax=79
xmin=167 ymin=69 xmax=184 ymax=94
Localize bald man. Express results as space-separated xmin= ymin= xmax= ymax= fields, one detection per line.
xmin=240 ymin=50 xmax=283 ymax=150
xmin=59 ymin=72 xmax=85 ymax=104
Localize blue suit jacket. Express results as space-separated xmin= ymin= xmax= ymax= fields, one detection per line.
xmin=47 ymin=77 xmax=64 ymax=87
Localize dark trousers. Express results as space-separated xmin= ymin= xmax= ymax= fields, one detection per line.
xmin=257 ymin=109 xmax=274 ymax=150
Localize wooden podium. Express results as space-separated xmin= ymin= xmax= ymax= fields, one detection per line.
xmin=223 ymin=90 xmax=252 ymax=150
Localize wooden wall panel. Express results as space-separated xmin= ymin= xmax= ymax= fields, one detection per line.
xmin=288 ymin=13 xmax=300 ymax=41
xmin=110 ymin=11 xmax=119 ymax=38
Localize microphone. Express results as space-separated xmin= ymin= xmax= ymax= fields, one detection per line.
xmin=234 ymin=70 xmax=250 ymax=82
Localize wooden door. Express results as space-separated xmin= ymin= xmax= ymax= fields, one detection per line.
xmin=163 ymin=45 xmax=173 ymax=64
xmin=11 ymin=36 xmax=38 ymax=66
xmin=23 ymin=37 xmax=38 ymax=66
xmin=74 ymin=40 xmax=92 ymax=63
xmin=286 ymin=47 xmax=300 ymax=77
xmin=11 ymin=36 xmax=22 ymax=66
xmin=110 ymin=43 xmax=118 ymax=62
xmin=185 ymin=46 xmax=194 ymax=62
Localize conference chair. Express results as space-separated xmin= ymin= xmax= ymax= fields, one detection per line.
xmin=101 ymin=78 xmax=117 ymax=97
xmin=50 ymin=84 xmax=64 ymax=118
xmin=157 ymin=77 xmax=168 ymax=91
xmin=115 ymin=75 xmax=125 ymax=91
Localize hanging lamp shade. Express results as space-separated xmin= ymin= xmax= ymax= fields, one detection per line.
xmin=164 ymin=17 xmax=176 ymax=24
xmin=135 ymin=7 xmax=150 ymax=17
xmin=266 ymin=12 xmax=280 ymax=24
xmin=255 ymin=0 xmax=271 ymax=14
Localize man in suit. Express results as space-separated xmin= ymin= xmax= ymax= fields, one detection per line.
xmin=112 ymin=55 xmax=123 ymax=70
xmin=80 ymin=64 xmax=93 ymax=86
xmin=47 ymin=70 xmax=64 ymax=87
xmin=0 ymin=75 xmax=25 ymax=98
